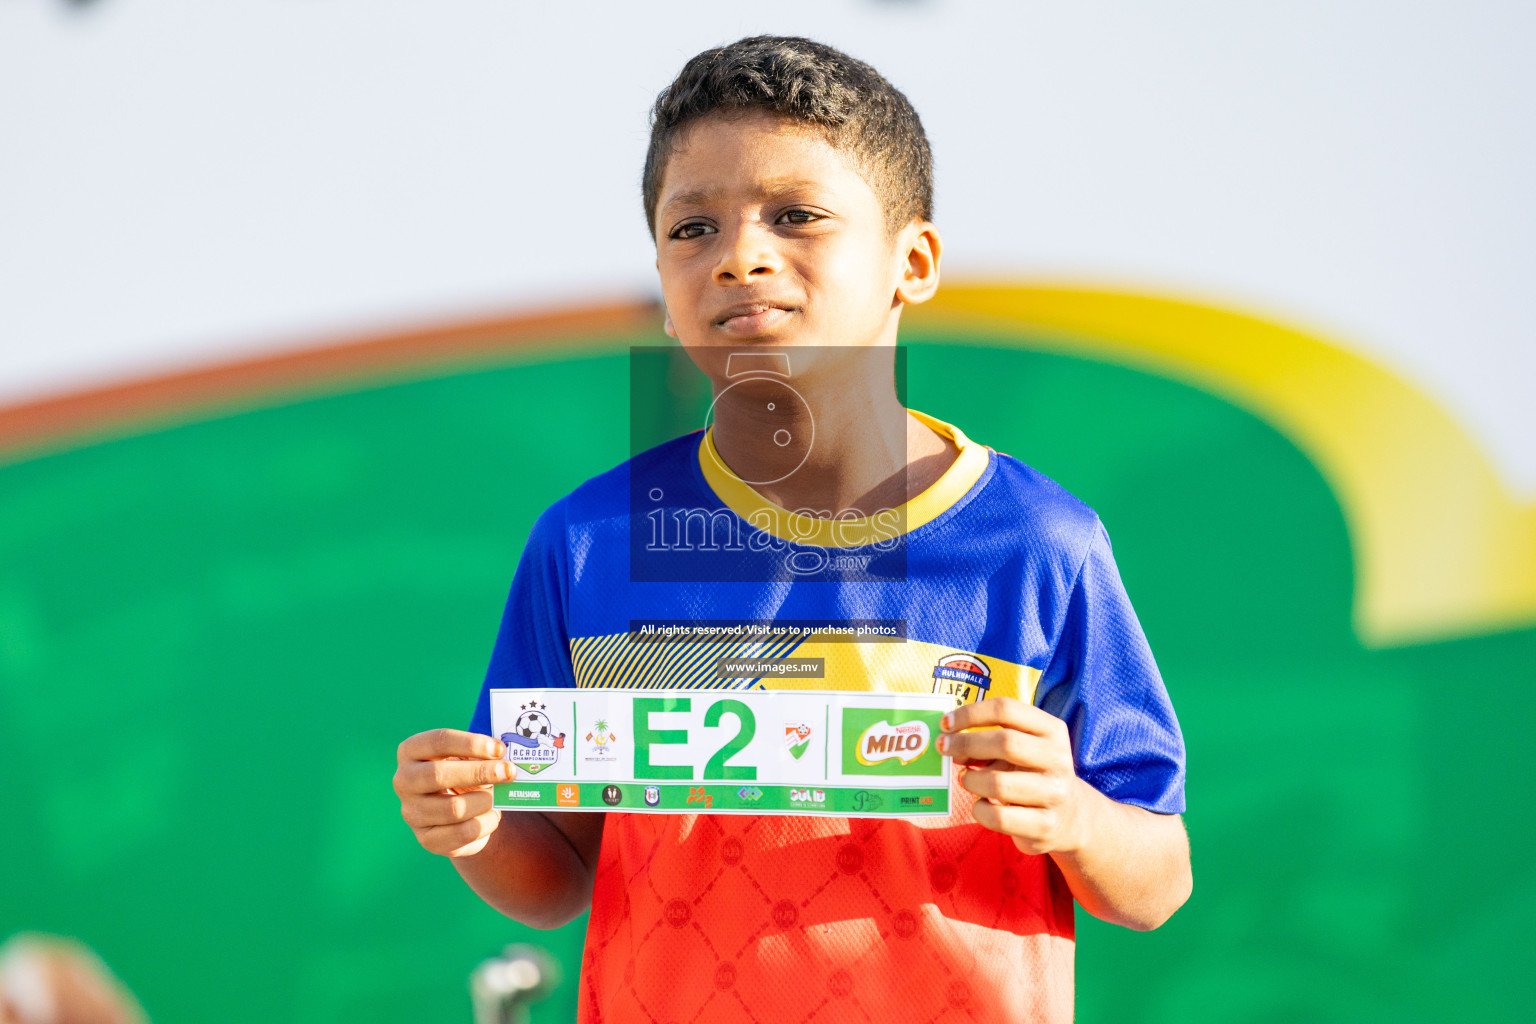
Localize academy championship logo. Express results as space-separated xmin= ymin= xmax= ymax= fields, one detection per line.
xmin=841 ymin=707 xmax=944 ymax=777
xmin=501 ymin=702 xmax=566 ymax=776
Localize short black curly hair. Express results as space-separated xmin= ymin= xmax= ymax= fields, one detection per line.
xmin=643 ymin=35 xmax=934 ymax=238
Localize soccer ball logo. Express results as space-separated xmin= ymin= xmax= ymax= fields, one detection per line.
xmin=502 ymin=702 xmax=565 ymax=775
xmin=513 ymin=708 xmax=557 ymax=748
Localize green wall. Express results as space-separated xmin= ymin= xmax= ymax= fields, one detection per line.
xmin=1 ymin=333 xmax=1530 ymax=1021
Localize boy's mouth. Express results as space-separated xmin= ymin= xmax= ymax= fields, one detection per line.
xmin=715 ymin=302 xmax=796 ymax=335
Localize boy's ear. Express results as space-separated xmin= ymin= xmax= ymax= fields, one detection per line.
xmin=655 ymin=254 xmax=677 ymax=337
xmin=895 ymin=222 xmax=942 ymax=307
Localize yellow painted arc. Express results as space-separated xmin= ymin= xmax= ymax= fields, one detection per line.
xmin=908 ymin=284 xmax=1536 ymax=648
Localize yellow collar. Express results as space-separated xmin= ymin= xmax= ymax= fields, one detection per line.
xmin=697 ymin=409 xmax=990 ymax=547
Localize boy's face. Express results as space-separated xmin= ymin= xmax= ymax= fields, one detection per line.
xmin=652 ymin=111 xmax=938 ymax=385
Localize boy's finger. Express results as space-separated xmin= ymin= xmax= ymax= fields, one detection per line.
xmin=970 ymin=796 xmax=1051 ymax=842
xmin=398 ymin=728 xmax=505 ymax=763
xmin=940 ymin=698 xmax=1063 ymax=738
xmin=957 ymin=766 xmax=1064 ymax=808
xmin=418 ymin=809 xmax=500 ymax=856
xmin=940 ymin=727 xmax=1058 ymax=770
xmin=402 ymin=788 xmax=495 ymax=828
xmin=402 ymin=756 xmax=514 ymax=795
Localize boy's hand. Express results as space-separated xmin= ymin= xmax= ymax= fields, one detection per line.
xmin=940 ymin=697 xmax=1192 ymax=930
xmin=394 ymin=729 xmax=516 ymax=858
xmin=938 ymin=698 xmax=1088 ymax=856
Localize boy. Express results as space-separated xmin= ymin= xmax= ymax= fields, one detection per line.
xmin=394 ymin=35 xmax=1190 ymax=1022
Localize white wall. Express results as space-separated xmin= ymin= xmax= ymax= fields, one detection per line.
xmin=2 ymin=0 xmax=1532 ymax=493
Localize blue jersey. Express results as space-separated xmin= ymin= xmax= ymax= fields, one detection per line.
xmin=471 ymin=409 xmax=1184 ymax=813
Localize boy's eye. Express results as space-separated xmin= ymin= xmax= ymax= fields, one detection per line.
xmin=670 ymin=222 xmax=715 ymax=240
xmin=778 ymin=209 xmax=822 ymax=226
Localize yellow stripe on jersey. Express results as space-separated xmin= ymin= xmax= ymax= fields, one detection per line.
xmin=570 ymin=631 xmax=806 ymax=690
xmin=569 ymin=630 xmax=1040 ymax=705
xmin=756 ymin=638 xmax=1039 ymax=705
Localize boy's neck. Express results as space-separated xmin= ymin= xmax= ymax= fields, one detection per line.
xmin=708 ymin=373 xmax=958 ymax=518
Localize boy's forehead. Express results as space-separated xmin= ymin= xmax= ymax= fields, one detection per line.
xmin=657 ymin=112 xmax=874 ymax=211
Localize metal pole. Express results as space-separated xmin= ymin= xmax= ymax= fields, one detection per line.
xmin=469 ymin=944 xmax=559 ymax=1024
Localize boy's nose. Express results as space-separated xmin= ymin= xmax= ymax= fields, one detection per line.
xmin=713 ymin=224 xmax=781 ymax=283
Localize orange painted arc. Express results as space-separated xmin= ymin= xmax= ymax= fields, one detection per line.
xmin=0 ymin=300 xmax=656 ymax=465
xmin=2 ymin=283 xmax=1528 ymax=647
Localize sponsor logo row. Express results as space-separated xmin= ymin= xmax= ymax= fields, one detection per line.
xmin=499 ymin=783 xmax=942 ymax=814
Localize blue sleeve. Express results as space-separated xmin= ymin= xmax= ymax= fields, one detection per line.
xmin=468 ymin=500 xmax=578 ymax=735
xmin=1036 ymin=520 xmax=1186 ymax=814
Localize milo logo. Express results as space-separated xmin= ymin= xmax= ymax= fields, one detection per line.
xmin=840 ymin=707 xmax=943 ymax=777
xmin=854 ymin=719 xmax=931 ymax=767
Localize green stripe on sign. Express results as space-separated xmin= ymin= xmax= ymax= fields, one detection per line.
xmin=497 ymin=783 xmax=949 ymax=815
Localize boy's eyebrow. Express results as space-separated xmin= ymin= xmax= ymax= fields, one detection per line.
xmin=661 ymin=179 xmax=830 ymax=214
